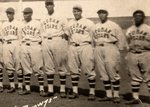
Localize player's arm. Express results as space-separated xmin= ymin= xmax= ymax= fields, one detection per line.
xmin=115 ymin=24 xmax=129 ymax=51
xmin=61 ymin=18 xmax=70 ymax=41
xmin=89 ymin=20 xmax=95 ymax=47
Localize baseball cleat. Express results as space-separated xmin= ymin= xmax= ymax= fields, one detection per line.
xmin=60 ymin=92 xmax=67 ymax=98
xmin=7 ymin=87 xmax=16 ymax=93
xmin=98 ymin=97 xmax=113 ymax=102
xmin=88 ymin=94 xmax=96 ymax=101
xmin=68 ymin=92 xmax=79 ymax=99
xmin=19 ymin=89 xmax=31 ymax=95
xmin=47 ymin=92 xmax=54 ymax=97
xmin=0 ymin=86 xmax=3 ymax=93
xmin=125 ymin=98 xmax=141 ymax=105
xmin=17 ymin=88 xmax=24 ymax=94
xmin=113 ymin=97 xmax=121 ymax=103
xmin=40 ymin=90 xmax=48 ymax=97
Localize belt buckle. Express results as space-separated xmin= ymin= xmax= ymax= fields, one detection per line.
xmin=48 ymin=37 xmax=52 ymax=40
xmin=26 ymin=43 xmax=30 ymax=46
xmin=99 ymin=44 xmax=104 ymax=46
xmin=7 ymin=41 xmax=12 ymax=44
xmin=75 ymin=43 xmax=80 ymax=46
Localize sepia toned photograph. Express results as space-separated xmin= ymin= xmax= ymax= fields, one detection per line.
xmin=0 ymin=0 xmax=150 ymax=107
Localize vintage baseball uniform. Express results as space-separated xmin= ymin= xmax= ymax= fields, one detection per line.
xmin=126 ymin=23 xmax=150 ymax=84
xmin=20 ymin=19 xmax=43 ymax=76
xmin=41 ymin=13 xmax=68 ymax=75
xmin=2 ymin=20 xmax=22 ymax=74
xmin=93 ymin=20 xmax=126 ymax=81
xmin=67 ymin=17 xmax=96 ymax=80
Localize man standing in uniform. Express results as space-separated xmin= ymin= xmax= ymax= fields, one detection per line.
xmin=41 ymin=0 xmax=68 ymax=98
xmin=19 ymin=7 xmax=46 ymax=97
xmin=125 ymin=10 xmax=150 ymax=104
xmin=2 ymin=7 xmax=23 ymax=93
xmin=92 ymin=9 xmax=127 ymax=103
xmin=67 ymin=5 xmax=96 ymax=100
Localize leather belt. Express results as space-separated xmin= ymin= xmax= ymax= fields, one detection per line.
xmin=73 ymin=42 xmax=91 ymax=47
xmin=26 ymin=42 xmax=41 ymax=46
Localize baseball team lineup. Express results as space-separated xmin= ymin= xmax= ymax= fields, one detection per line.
xmin=0 ymin=0 xmax=149 ymax=105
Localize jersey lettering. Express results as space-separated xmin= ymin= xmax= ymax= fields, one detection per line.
xmin=4 ymin=25 xmax=18 ymax=36
xmin=42 ymin=18 xmax=59 ymax=30
xmin=94 ymin=27 xmax=112 ymax=39
xmin=70 ymin=23 xmax=87 ymax=35
xmin=128 ymin=29 xmax=147 ymax=41
xmin=22 ymin=25 xmax=39 ymax=36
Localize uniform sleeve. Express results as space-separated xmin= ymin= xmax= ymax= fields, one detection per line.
xmin=88 ymin=20 xmax=95 ymax=47
xmin=115 ymin=24 xmax=128 ymax=51
xmin=61 ymin=17 xmax=68 ymax=34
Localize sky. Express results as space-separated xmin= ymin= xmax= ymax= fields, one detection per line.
xmin=0 ymin=0 xmax=149 ymax=20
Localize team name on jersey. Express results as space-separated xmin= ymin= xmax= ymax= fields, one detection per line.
xmin=42 ymin=18 xmax=59 ymax=30
xmin=22 ymin=25 xmax=39 ymax=36
xmin=70 ymin=23 xmax=87 ymax=35
xmin=94 ymin=27 xmax=112 ymax=39
xmin=4 ymin=25 xmax=18 ymax=36
xmin=128 ymin=29 xmax=147 ymax=41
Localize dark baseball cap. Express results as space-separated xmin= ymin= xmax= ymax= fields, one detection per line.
xmin=133 ymin=10 xmax=145 ymax=17
xmin=23 ymin=7 xmax=33 ymax=13
xmin=97 ymin=9 xmax=108 ymax=14
xmin=6 ymin=7 xmax=15 ymax=13
xmin=45 ymin=0 xmax=54 ymax=5
xmin=73 ymin=4 xmax=82 ymax=11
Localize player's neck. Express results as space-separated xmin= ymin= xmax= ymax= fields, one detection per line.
xmin=135 ymin=22 xmax=143 ymax=27
xmin=9 ymin=18 xmax=14 ymax=22
xmin=26 ymin=18 xmax=32 ymax=22
xmin=48 ymin=11 xmax=54 ymax=15
xmin=100 ymin=19 xmax=107 ymax=23
xmin=75 ymin=16 xmax=82 ymax=21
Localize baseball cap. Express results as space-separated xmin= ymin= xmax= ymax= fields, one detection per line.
xmin=133 ymin=10 xmax=145 ymax=17
xmin=45 ymin=0 xmax=54 ymax=5
xmin=23 ymin=7 xmax=33 ymax=13
xmin=73 ymin=4 xmax=82 ymax=11
xmin=97 ymin=9 xmax=108 ymax=14
xmin=6 ymin=7 xmax=15 ymax=13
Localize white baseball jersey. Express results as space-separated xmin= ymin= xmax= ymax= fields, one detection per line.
xmin=92 ymin=20 xmax=126 ymax=50
xmin=41 ymin=13 xmax=68 ymax=37
xmin=126 ymin=23 xmax=150 ymax=52
xmin=2 ymin=20 xmax=21 ymax=41
xmin=67 ymin=18 xmax=94 ymax=44
xmin=21 ymin=20 xmax=42 ymax=42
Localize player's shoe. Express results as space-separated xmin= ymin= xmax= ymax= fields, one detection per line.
xmin=68 ymin=92 xmax=79 ymax=99
xmin=113 ymin=97 xmax=121 ymax=103
xmin=125 ymin=98 xmax=141 ymax=105
xmin=60 ymin=92 xmax=67 ymax=98
xmin=0 ymin=86 xmax=3 ymax=93
xmin=17 ymin=88 xmax=24 ymax=94
xmin=98 ymin=97 xmax=113 ymax=102
xmin=7 ymin=87 xmax=16 ymax=93
xmin=88 ymin=94 xmax=96 ymax=101
xmin=40 ymin=90 xmax=48 ymax=97
xmin=47 ymin=92 xmax=54 ymax=97
xmin=19 ymin=89 xmax=31 ymax=95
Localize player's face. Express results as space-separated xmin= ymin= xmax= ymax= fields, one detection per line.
xmin=23 ymin=12 xmax=32 ymax=22
xmin=134 ymin=13 xmax=145 ymax=26
xmin=7 ymin=12 xmax=14 ymax=22
xmin=98 ymin=13 xmax=108 ymax=23
xmin=73 ymin=9 xmax=82 ymax=20
xmin=45 ymin=3 xmax=54 ymax=15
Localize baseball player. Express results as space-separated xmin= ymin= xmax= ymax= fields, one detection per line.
xmin=125 ymin=10 xmax=150 ymax=104
xmin=67 ymin=5 xmax=96 ymax=100
xmin=41 ymin=0 xmax=69 ymax=98
xmin=92 ymin=9 xmax=127 ymax=103
xmin=0 ymin=23 xmax=3 ymax=93
xmin=1 ymin=7 xmax=23 ymax=93
xmin=19 ymin=7 xmax=46 ymax=96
